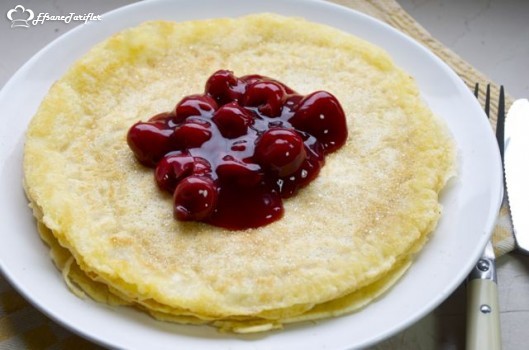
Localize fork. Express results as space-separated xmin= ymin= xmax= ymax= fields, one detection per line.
xmin=466 ymin=83 xmax=504 ymax=350
xmin=474 ymin=83 xmax=506 ymax=158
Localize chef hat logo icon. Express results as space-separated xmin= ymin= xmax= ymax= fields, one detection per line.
xmin=6 ymin=5 xmax=34 ymax=28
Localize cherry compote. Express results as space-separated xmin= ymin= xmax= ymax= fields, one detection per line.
xmin=127 ymin=70 xmax=348 ymax=230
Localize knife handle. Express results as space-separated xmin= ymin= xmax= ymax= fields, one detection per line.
xmin=466 ymin=259 xmax=502 ymax=350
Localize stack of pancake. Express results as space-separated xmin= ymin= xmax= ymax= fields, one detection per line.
xmin=23 ymin=14 xmax=455 ymax=333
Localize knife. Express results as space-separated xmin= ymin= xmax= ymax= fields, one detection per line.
xmin=504 ymin=98 xmax=529 ymax=253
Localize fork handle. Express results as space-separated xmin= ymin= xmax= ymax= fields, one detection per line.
xmin=466 ymin=276 xmax=502 ymax=349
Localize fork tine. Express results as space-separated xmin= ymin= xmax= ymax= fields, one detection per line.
xmin=475 ymin=83 xmax=504 ymax=159
xmin=485 ymin=84 xmax=491 ymax=118
xmin=496 ymin=86 xmax=505 ymax=161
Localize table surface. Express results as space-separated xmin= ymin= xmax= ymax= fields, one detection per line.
xmin=1 ymin=1 xmax=528 ymax=349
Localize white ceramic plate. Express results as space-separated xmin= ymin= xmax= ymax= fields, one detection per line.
xmin=0 ymin=0 xmax=503 ymax=348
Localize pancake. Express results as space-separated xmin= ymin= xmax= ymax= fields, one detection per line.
xmin=23 ymin=13 xmax=455 ymax=332
xmin=36 ymin=221 xmax=412 ymax=332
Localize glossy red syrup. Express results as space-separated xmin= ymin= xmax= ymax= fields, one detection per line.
xmin=127 ymin=70 xmax=347 ymax=230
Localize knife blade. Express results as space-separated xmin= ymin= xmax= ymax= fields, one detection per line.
xmin=504 ymin=98 xmax=529 ymax=253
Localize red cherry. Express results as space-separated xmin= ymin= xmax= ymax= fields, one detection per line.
xmin=148 ymin=111 xmax=172 ymax=124
xmin=155 ymin=152 xmax=195 ymax=193
xmin=127 ymin=122 xmax=174 ymax=167
xmin=216 ymin=156 xmax=263 ymax=187
xmin=288 ymin=91 xmax=348 ymax=153
xmin=174 ymin=94 xmax=218 ymax=123
xmin=172 ymin=119 xmax=212 ymax=149
xmin=277 ymin=141 xmax=324 ymax=197
xmin=239 ymin=74 xmax=297 ymax=94
xmin=173 ymin=175 xmax=218 ymax=221
xmin=212 ymin=102 xmax=254 ymax=139
xmin=192 ymin=157 xmax=213 ymax=176
xmin=283 ymin=94 xmax=303 ymax=111
xmin=255 ymin=128 xmax=307 ymax=177
xmin=148 ymin=111 xmax=182 ymax=129
xmin=205 ymin=70 xmax=244 ymax=105
xmin=242 ymin=81 xmax=286 ymax=117
xmin=238 ymin=74 xmax=263 ymax=86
